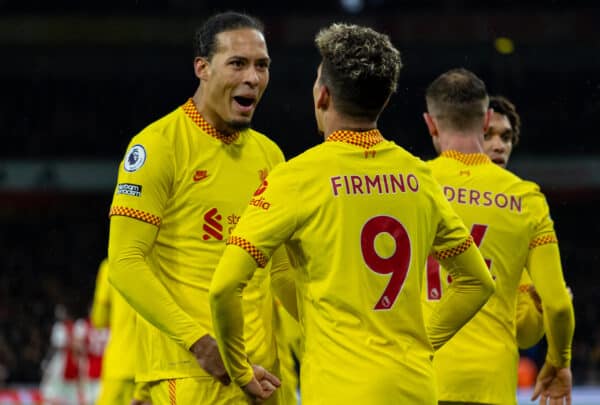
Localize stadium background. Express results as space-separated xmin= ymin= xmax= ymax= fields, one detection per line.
xmin=0 ymin=0 xmax=599 ymax=403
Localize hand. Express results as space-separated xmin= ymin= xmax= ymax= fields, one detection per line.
xmin=190 ymin=334 xmax=231 ymax=385
xmin=242 ymin=365 xmax=281 ymax=402
xmin=531 ymin=362 xmax=572 ymax=405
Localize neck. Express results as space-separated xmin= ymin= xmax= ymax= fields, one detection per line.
xmin=192 ymin=87 xmax=236 ymax=135
xmin=322 ymin=111 xmax=377 ymax=140
xmin=437 ymin=130 xmax=484 ymax=154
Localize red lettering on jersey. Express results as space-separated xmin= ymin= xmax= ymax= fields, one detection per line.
xmin=249 ymin=196 xmax=271 ymax=210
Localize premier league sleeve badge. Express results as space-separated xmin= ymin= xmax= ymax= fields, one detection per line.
xmin=124 ymin=144 xmax=147 ymax=172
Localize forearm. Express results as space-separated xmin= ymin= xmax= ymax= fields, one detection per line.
xmin=270 ymin=246 xmax=298 ymax=321
xmin=209 ymin=245 xmax=258 ymax=387
xmin=528 ymin=244 xmax=574 ymax=367
xmin=515 ymin=284 xmax=545 ymax=349
xmin=428 ymin=244 xmax=495 ymax=350
xmin=108 ymin=215 xmax=206 ymax=350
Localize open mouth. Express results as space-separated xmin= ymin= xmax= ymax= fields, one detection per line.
xmin=233 ymin=96 xmax=255 ymax=108
xmin=491 ymin=157 xmax=506 ymax=166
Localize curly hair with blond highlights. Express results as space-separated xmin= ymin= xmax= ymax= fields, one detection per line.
xmin=315 ymin=23 xmax=402 ymax=120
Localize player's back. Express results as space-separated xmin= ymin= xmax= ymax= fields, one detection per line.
xmin=424 ymin=150 xmax=552 ymax=404
xmin=282 ymin=132 xmax=464 ymax=404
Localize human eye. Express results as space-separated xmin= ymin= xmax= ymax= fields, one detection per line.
xmin=256 ymin=59 xmax=270 ymax=71
xmin=501 ymin=132 xmax=513 ymax=143
xmin=229 ymin=59 xmax=245 ymax=68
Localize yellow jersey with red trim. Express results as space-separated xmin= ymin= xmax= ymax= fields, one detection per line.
xmin=109 ymin=99 xmax=285 ymax=381
xmin=216 ymin=130 xmax=484 ymax=404
xmin=90 ymin=258 xmax=137 ymax=380
xmin=423 ymin=150 xmax=566 ymax=404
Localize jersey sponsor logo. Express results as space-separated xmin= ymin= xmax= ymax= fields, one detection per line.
xmin=258 ymin=168 xmax=268 ymax=182
xmin=442 ymin=185 xmax=522 ymax=212
xmin=330 ymin=173 xmax=419 ymax=196
xmin=193 ymin=170 xmax=208 ymax=182
xmin=253 ymin=179 xmax=268 ymax=196
xmin=227 ymin=214 xmax=240 ymax=234
xmin=249 ymin=196 xmax=271 ymax=210
xmin=202 ymin=208 xmax=223 ymax=240
xmin=116 ymin=183 xmax=142 ymax=197
xmin=124 ymin=144 xmax=146 ymax=172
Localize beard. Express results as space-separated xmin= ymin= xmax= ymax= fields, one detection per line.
xmin=227 ymin=119 xmax=252 ymax=132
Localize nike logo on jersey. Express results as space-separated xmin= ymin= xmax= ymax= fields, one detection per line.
xmin=193 ymin=170 xmax=208 ymax=182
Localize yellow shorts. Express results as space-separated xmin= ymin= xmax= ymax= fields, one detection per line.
xmin=150 ymin=376 xmax=286 ymax=405
xmin=95 ymin=378 xmax=135 ymax=405
xmin=150 ymin=377 xmax=250 ymax=405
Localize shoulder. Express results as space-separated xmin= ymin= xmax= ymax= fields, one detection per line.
xmin=244 ymin=129 xmax=285 ymax=161
xmin=133 ymin=107 xmax=184 ymax=143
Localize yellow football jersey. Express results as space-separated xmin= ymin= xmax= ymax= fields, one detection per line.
xmin=423 ymin=150 xmax=565 ymax=404
xmin=90 ymin=258 xmax=136 ymax=380
xmin=216 ymin=130 xmax=485 ymax=404
xmin=109 ymin=99 xmax=285 ymax=382
xmin=273 ymin=299 xmax=301 ymax=405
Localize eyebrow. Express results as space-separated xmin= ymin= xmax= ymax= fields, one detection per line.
xmin=227 ymin=55 xmax=271 ymax=63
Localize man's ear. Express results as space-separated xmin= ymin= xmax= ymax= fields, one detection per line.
xmin=194 ymin=57 xmax=210 ymax=81
xmin=316 ymin=84 xmax=330 ymax=110
xmin=423 ymin=112 xmax=438 ymax=137
xmin=483 ymin=108 xmax=493 ymax=132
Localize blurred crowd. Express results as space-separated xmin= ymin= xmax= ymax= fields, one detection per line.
xmin=0 ymin=195 xmax=107 ymax=387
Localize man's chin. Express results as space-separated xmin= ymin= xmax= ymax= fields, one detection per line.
xmin=227 ymin=119 xmax=252 ymax=132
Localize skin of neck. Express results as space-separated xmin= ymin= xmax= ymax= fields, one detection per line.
xmin=321 ymin=108 xmax=378 ymax=140
xmin=436 ymin=129 xmax=485 ymax=154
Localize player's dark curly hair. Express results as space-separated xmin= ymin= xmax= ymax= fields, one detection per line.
xmin=315 ymin=23 xmax=402 ymax=121
xmin=425 ymin=68 xmax=489 ymax=132
xmin=194 ymin=11 xmax=264 ymax=60
xmin=489 ymin=95 xmax=521 ymax=146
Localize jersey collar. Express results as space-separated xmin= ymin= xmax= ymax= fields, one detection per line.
xmin=441 ymin=150 xmax=491 ymax=166
xmin=326 ymin=129 xmax=384 ymax=149
xmin=181 ymin=98 xmax=240 ymax=144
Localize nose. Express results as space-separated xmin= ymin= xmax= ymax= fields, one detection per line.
xmin=491 ymin=136 xmax=506 ymax=152
xmin=244 ymin=67 xmax=260 ymax=87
